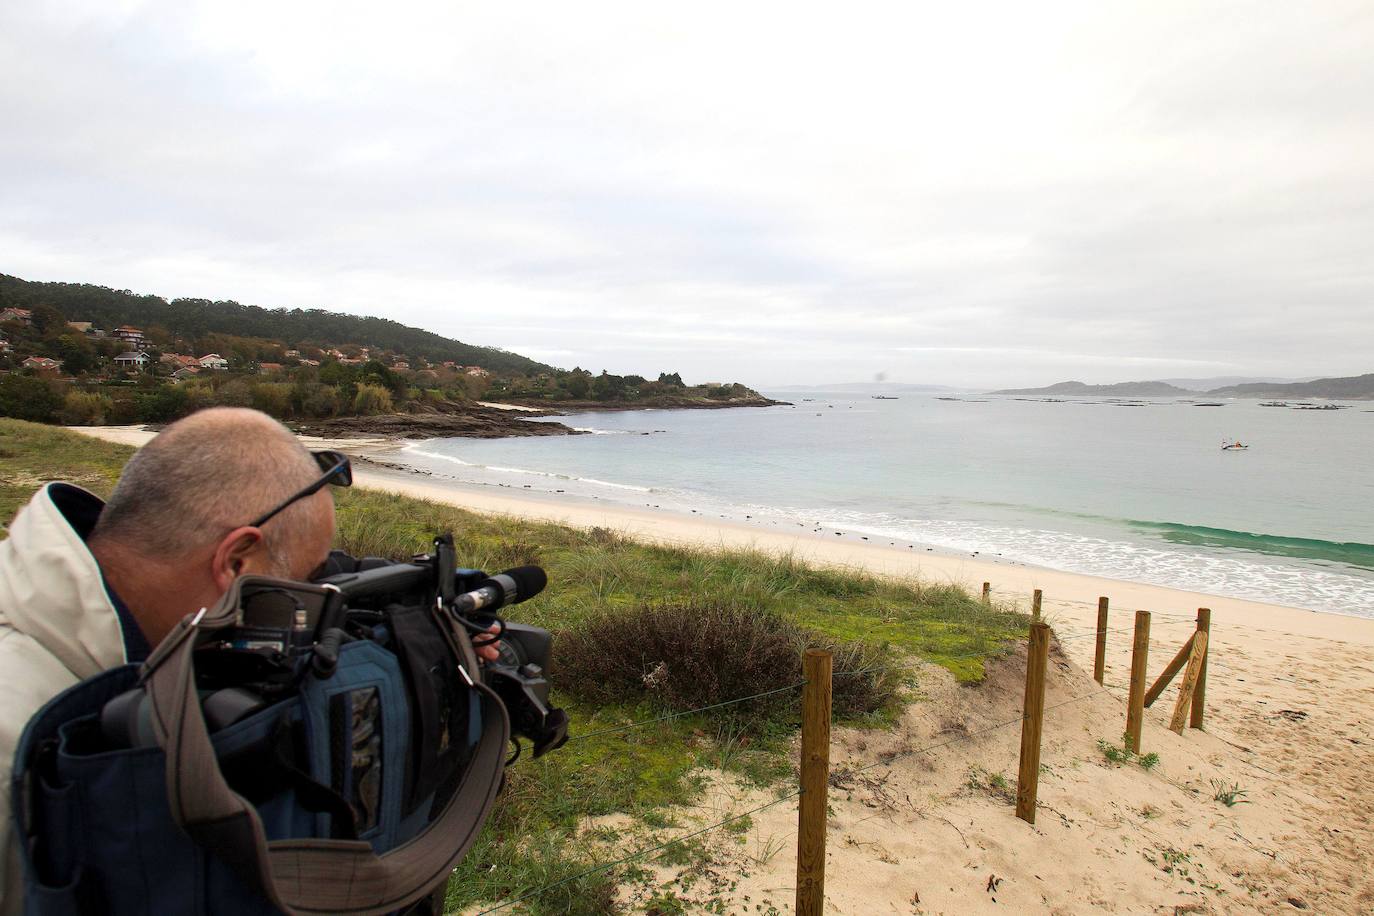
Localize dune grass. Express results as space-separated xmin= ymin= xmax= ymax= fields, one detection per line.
xmin=332 ymin=486 xmax=1027 ymax=683
xmin=0 ymin=418 xmax=133 ymax=526
xmin=0 ymin=420 xmax=1028 ymax=913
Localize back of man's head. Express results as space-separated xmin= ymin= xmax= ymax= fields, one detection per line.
xmin=91 ymin=408 xmax=325 ymax=571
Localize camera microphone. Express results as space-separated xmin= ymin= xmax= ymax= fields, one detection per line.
xmin=451 ymin=565 xmax=547 ymax=615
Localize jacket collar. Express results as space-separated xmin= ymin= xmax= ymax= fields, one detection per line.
xmin=0 ymin=483 xmax=131 ymax=678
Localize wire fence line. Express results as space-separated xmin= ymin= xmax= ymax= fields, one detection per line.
xmin=474 ymin=586 xmax=1259 ymax=912
xmin=563 ymin=616 xmax=1140 ymax=745
xmin=566 ymin=681 xmax=808 ymax=744
xmin=474 ymin=790 xmax=804 ymax=914
xmin=481 ymin=680 xmax=1118 ymax=911
xmin=985 ymin=588 xmax=1203 ymax=621
xmin=847 ymin=686 xmax=1114 ymax=777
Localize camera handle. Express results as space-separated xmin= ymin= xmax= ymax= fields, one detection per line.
xmin=434 ymin=533 xmax=458 ymax=608
xmin=432 ymin=534 xmax=506 ymax=648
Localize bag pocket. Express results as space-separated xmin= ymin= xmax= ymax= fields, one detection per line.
xmin=25 ymin=771 xmax=80 ymax=895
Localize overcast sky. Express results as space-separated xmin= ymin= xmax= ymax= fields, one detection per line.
xmin=3 ymin=1 xmax=1371 ymax=388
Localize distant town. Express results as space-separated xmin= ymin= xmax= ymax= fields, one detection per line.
xmin=0 ymin=279 xmax=774 ymax=429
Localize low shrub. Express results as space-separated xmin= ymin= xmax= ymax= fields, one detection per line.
xmin=0 ymin=375 xmax=63 ymax=423
xmin=58 ymin=390 xmax=114 ymax=425
xmin=353 ymin=383 xmax=394 ymax=415
xmin=554 ymin=602 xmax=898 ymax=726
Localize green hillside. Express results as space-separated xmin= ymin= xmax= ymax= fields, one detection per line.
xmin=0 ymin=274 xmax=552 ymax=375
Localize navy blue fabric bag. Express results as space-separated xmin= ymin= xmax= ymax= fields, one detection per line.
xmin=10 ymin=575 xmax=509 ymax=916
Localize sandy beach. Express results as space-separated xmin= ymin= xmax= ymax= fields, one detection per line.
xmin=72 ymin=426 xmax=1374 ymax=913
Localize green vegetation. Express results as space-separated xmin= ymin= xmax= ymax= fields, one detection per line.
xmin=1210 ymin=779 xmax=1250 ymax=807
xmin=0 ymin=419 xmax=132 ymax=525
xmin=488 ymin=368 xmax=769 ymax=406
xmin=556 ymin=603 xmax=899 ymax=727
xmin=333 ymin=489 xmax=1024 ymax=685
xmin=0 ymin=274 xmax=774 ymax=427
xmin=0 ymin=273 xmax=551 ymax=373
xmin=1097 ymin=737 xmax=1160 ymax=771
xmin=0 ymin=421 xmax=1028 ymax=913
xmin=965 ymin=765 xmax=1016 ymax=804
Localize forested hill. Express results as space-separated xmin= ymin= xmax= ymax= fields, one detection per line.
xmin=0 ymin=274 xmax=553 ymax=374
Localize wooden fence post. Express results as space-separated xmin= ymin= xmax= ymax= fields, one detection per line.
xmin=1016 ymin=622 xmax=1051 ymax=824
xmin=982 ymin=581 xmax=991 ymax=605
xmin=1031 ymin=589 xmax=1042 ymax=622
xmin=1125 ymin=611 xmax=1151 ymax=754
xmin=1168 ymin=631 xmax=1209 ymax=733
xmin=1093 ymin=597 xmax=1109 ymax=685
xmin=796 ymin=649 xmax=832 ymax=916
xmin=1190 ymin=608 xmax=1211 ymax=730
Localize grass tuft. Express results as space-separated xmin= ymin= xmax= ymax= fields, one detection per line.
xmin=1098 ymin=737 xmax=1161 ymax=771
xmin=1210 ymin=779 xmax=1250 ymax=807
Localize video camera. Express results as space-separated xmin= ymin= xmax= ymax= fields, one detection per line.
xmin=101 ymin=534 xmax=568 ymax=768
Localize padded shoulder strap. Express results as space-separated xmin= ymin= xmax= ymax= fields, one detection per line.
xmin=141 ymin=576 xmax=509 ymax=915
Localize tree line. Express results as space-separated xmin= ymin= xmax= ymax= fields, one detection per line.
xmin=0 ymin=274 xmax=551 ymax=375
xmin=0 ymin=276 xmax=768 ymax=426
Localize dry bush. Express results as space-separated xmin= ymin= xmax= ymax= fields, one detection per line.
xmin=555 ymin=602 xmax=897 ymax=726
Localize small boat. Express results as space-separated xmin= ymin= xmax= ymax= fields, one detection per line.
xmin=1221 ymin=439 xmax=1249 ymax=451
xmin=871 ymin=395 xmax=899 ymax=400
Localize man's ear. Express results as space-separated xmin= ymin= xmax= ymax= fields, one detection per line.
xmin=211 ymin=526 xmax=266 ymax=592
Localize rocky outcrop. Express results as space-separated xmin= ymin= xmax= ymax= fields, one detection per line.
xmin=292 ymin=405 xmax=583 ymax=439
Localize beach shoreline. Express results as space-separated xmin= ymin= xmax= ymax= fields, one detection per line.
xmin=70 ymin=425 xmax=1374 ymax=643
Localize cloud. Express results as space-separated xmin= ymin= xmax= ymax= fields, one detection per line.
xmin=2 ymin=0 xmax=1372 ymax=387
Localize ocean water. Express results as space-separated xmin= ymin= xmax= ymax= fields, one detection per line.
xmin=391 ymin=393 xmax=1374 ymax=618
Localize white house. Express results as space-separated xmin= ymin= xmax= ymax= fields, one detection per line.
xmin=113 ymin=351 xmax=151 ymax=369
xmin=199 ymin=353 xmax=229 ymax=370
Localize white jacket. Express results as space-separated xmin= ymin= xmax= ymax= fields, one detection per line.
xmin=0 ymin=484 xmax=138 ymax=914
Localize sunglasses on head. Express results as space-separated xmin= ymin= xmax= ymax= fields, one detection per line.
xmin=246 ymin=450 xmax=353 ymax=529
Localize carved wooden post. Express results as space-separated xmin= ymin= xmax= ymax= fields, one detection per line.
xmin=982 ymin=581 xmax=991 ymax=605
xmin=1143 ymin=635 xmax=1195 ymax=708
xmin=1169 ymin=631 xmax=1209 ymax=733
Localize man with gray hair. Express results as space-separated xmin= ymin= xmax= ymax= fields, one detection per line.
xmin=0 ymin=408 xmax=345 ymax=913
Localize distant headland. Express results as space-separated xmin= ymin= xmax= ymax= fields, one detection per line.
xmin=991 ymin=373 xmax=1374 ymax=400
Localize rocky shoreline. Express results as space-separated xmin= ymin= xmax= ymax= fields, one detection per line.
xmin=288 ymin=395 xmax=784 ymax=440
xmin=501 ymin=394 xmax=787 ymax=412
xmin=291 ymin=405 xmax=584 ymax=440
